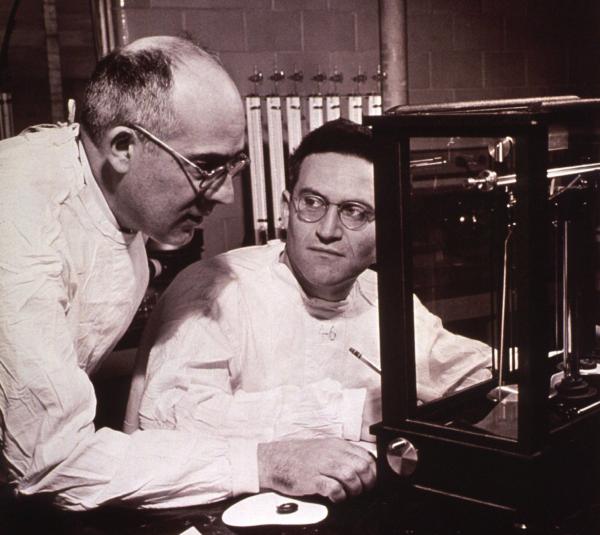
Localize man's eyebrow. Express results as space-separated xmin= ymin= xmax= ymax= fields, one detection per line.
xmin=298 ymin=186 xmax=375 ymax=210
xmin=298 ymin=186 xmax=324 ymax=197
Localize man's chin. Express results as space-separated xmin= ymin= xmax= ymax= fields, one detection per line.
xmin=150 ymin=228 xmax=195 ymax=249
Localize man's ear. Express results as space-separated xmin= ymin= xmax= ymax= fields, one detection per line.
xmin=105 ymin=126 xmax=137 ymax=174
xmin=281 ymin=190 xmax=291 ymax=229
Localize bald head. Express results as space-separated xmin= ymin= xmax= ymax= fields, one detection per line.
xmin=81 ymin=36 xmax=241 ymax=145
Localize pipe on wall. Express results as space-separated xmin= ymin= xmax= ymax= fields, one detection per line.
xmin=378 ymin=0 xmax=409 ymax=111
xmin=43 ymin=0 xmax=64 ymax=123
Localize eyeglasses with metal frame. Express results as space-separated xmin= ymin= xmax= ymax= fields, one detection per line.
xmin=130 ymin=124 xmax=249 ymax=197
xmin=292 ymin=192 xmax=375 ymax=230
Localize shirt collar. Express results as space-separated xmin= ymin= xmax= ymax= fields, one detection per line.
xmin=273 ymin=244 xmax=362 ymax=320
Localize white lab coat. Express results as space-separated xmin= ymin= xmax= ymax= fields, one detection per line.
xmin=138 ymin=241 xmax=492 ymax=452
xmin=0 ymin=125 xmax=257 ymax=510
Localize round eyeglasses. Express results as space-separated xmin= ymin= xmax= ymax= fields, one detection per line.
xmin=293 ymin=192 xmax=375 ymax=230
xmin=130 ymin=124 xmax=249 ymax=197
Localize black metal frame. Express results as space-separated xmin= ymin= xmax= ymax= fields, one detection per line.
xmin=367 ymin=100 xmax=600 ymax=524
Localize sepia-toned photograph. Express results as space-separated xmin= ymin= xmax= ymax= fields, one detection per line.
xmin=0 ymin=1 xmax=599 ymax=534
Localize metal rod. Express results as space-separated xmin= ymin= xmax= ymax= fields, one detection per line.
xmin=410 ymin=156 xmax=446 ymax=168
xmin=498 ymin=227 xmax=513 ymax=392
xmin=577 ymin=398 xmax=600 ymax=415
xmin=367 ymin=94 xmax=383 ymax=116
xmin=266 ymin=96 xmax=287 ymax=239
xmin=308 ymin=95 xmax=324 ymax=131
xmin=0 ymin=92 xmax=13 ymax=140
xmin=388 ymin=95 xmax=581 ymax=115
xmin=43 ymin=0 xmax=64 ymax=123
xmin=472 ymin=162 xmax=600 ymax=189
xmin=245 ymin=96 xmax=269 ymax=244
xmin=410 ymin=162 xmax=600 ymax=193
xmin=562 ymin=221 xmax=571 ymax=374
xmin=325 ymin=95 xmax=341 ymax=122
xmin=95 ymin=0 xmax=109 ymax=57
xmin=378 ymin=0 xmax=409 ymax=110
xmin=105 ymin=0 xmax=116 ymax=51
xmin=285 ymin=96 xmax=302 ymax=157
xmin=348 ymin=95 xmax=363 ymax=124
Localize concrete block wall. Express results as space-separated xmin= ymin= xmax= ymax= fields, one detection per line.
xmin=5 ymin=1 xmax=600 ymax=137
xmin=406 ymin=0 xmax=600 ymax=104
xmin=3 ymin=0 xmax=600 ymax=257
xmin=0 ymin=0 xmax=96 ymax=130
xmin=0 ymin=0 xmax=51 ymax=129
xmin=115 ymin=0 xmax=380 ymax=257
xmin=119 ymin=0 xmax=381 ymax=98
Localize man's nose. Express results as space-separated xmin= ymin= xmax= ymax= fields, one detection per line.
xmin=204 ymin=174 xmax=236 ymax=205
xmin=316 ymin=205 xmax=343 ymax=242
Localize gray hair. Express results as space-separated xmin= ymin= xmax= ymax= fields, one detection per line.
xmin=81 ymin=37 xmax=219 ymax=145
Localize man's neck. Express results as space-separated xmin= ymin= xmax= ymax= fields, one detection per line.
xmin=281 ymin=249 xmax=355 ymax=302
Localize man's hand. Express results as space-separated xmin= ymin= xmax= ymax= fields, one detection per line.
xmin=361 ymin=387 xmax=381 ymax=442
xmin=257 ymin=437 xmax=376 ymax=502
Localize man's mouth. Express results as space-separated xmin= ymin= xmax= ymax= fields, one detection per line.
xmin=308 ymin=247 xmax=345 ymax=257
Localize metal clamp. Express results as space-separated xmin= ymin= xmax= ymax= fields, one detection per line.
xmin=466 ymin=169 xmax=498 ymax=191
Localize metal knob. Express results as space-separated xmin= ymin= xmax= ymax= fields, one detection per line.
xmin=269 ymin=69 xmax=285 ymax=83
xmin=312 ymin=72 xmax=327 ymax=83
xmin=372 ymin=64 xmax=387 ymax=83
xmin=386 ymin=437 xmax=418 ymax=477
xmin=329 ymin=70 xmax=344 ymax=84
xmin=248 ymin=69 xmax=263 ymax=84
xmin=488 ymin=136 xmax=514 ymax=163
xmin=288 ymin=70 xmax=304 ymax=83
xmin=352 ymin=72 xmax=368 ymax=84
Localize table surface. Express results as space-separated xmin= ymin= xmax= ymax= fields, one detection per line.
xmin=3 ymin=485 xmax=600 ymax=535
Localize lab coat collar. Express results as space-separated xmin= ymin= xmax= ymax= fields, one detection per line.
xmin=273 ymin=244 xmax=370 ymax=320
